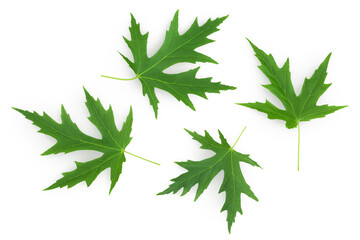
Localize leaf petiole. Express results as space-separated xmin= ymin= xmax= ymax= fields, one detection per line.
xmin=231 ymin=126 xmax=247 ymax=149
xmin=297 ymin=124 xmax=300 ymax=171
xmin=100 ymin=75 xmax=138 ymax=81
xmin=124 ymin=150 xmax=160 ymax=166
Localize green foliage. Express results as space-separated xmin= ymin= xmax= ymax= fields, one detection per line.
xmin=158 ymin=128 xmax=260 ymax=233
xmin=14 ymin=88 xmax=158 ymax=193
xmin=238 ymin=39 xmax=347 ymax=129
xmin=102 ymin=10 xmax=236 ymax=117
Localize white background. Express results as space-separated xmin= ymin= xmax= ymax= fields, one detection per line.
xmin=0 ymin=0 xmax=359 ymax=239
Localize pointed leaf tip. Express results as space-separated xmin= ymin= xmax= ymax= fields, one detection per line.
xmin=228 ymin=222 xmax=233 ymax=234
xmin=184 ymin=128 xmax=192 ymax=134
xmin=12 ymin=107 xmax=24 ymax=114
xmin=245 ymin=37 xmax=253 ymax=45
xmin=130 ymin=13 xmax=135 ymax=20
xmin=323 ymin=52 xmax=332 ymax=64
xmin=43 ymin=184 xmax=55 ymax=191
xmin=109 ymin=185 xmax=115 ymax=195
xmin=83 ymin=87 xmax=91 ymax=99
xmin=222 ymin=14 xmax=229 ymax=20
xmin=246 ymin=38 xmax=261 ymax=53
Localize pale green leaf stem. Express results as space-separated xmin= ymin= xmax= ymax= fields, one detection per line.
xmin=100 ymin=75 xmax=138 ymax=81
xmin=231 ymin=126 xmax=247 ymax=149
xmin=124 ymin=150 xmax=160 ymax=165
xmin=297 ymin=124 xmax=300 ymax=171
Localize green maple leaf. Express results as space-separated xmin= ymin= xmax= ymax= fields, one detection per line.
xmin=101 ymin=10 xmax=236 ymax=117
xmin=158 ymin=127 xmax=260 ymax=233
xmin=238 ymin=39 xmax=347 ymax=170
xmin=14 ymin=88 xmax=159 ymax=193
